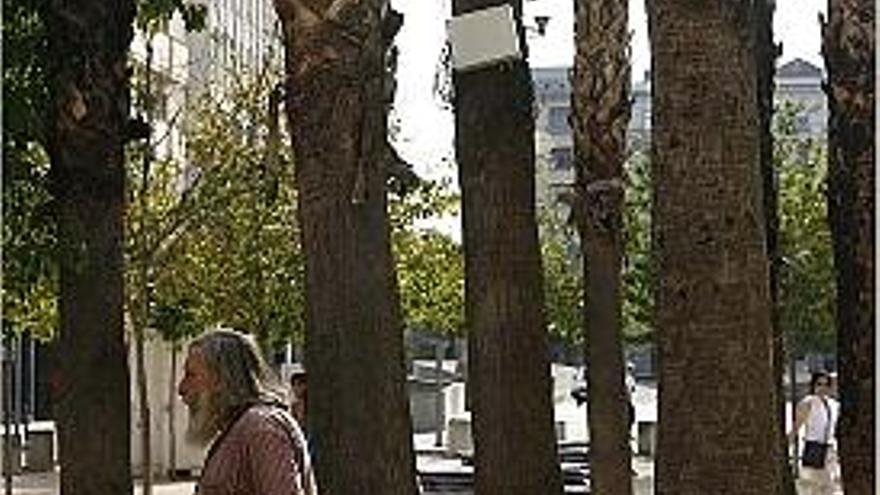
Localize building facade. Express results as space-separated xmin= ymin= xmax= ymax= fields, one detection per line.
xmin=774 ymin=58 xmax=827 ymax=137
xmin=188 ymin=0 xmax=282 ymax=91
xmin=532 ymin=58 xmax=827 ymax=209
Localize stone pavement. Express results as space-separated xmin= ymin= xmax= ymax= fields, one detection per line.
xmin=7 ymin=470 xmax=196 ymax=495
xmin=6 ymin=460 xmax=651 ymax=495
xmin=3 ymin=466 xmax=845 ymax=494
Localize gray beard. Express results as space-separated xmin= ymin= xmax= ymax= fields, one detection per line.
xmin=185 ymin=391 xmax=222 ymax=447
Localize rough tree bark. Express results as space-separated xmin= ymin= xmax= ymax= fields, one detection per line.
xmin=648 ymin=1 xmax=784 ymax=493
xmin=42 ymin=0 xmax=135 ymax=493
xmin=452 ymin=1 xmax=563 ymax=494
xmin=570 ymin=0 xmax=632 ymax=493
xmin=821 ymin=2 xmax=875 ymax=493
xmin=272 ymin=0 xmax=418 ymax=493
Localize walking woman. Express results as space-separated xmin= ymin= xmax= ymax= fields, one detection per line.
xmin=788 ymin=371 xmax=840 ymax=495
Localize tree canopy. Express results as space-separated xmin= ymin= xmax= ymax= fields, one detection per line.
xmin=391 ymin=179 xmax=463 ymax=334
xmin=3 ymin=0 xmax=55 ymax=339
xmin=775 ymin=104 xmax=836 ymax=356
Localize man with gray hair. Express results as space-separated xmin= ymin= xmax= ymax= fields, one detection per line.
xmin=178 ymin=328 xmax=317 ymax=495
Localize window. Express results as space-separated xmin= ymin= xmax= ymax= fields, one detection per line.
xmin=550 ymin=147 xmax=573 ymax=171
xmin=547 ymin=106 xmax=571 ymax=135
xmin=794 ymin=113 xmax=810 ymax=134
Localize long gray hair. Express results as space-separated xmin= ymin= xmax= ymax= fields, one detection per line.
xmin=189 ymin=328 xmax=285 ymax=421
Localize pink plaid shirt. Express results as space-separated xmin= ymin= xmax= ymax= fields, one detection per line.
xmin=197 ymin=404 xmax=317 ymax=495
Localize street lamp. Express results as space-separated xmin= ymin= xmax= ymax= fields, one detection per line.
xmin=531 ymin=15 xmax=550 ymax=36
xmin=447 ymin=5 xmax=553 ymax=72
xmin=447 ymin=4 xmax=521 ymax=72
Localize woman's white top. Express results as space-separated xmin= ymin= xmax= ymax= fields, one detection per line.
xmin=801 ymin=394 xmax=839 ymax=443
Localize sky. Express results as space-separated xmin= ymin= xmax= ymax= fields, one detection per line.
xmin=389 ymin=0 xmax=828 ymax=175
xmin=524 ymin=0 xmax=828 ymax=75
xmin=387 ymin=0 xmax=828 ymax=237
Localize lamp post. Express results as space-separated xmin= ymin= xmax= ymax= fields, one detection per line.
xmin=434 ymin=341 xmax=446 ymax=447
xmin=3 ymin=335 xmax=14 ymax=495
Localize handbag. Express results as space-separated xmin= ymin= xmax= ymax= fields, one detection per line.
xmin=801 ymin=440 xmax=829 ymax=468
xmin=801 ymin=397 xmax=832 ymax=469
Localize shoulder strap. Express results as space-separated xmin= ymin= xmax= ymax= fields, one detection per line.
xmin=818 ymin=396 xmax=832 ymax=442
xmin=198 ymin=404 xmax=253 ymax=490
xmin=264 ymin=404 xmax=314 ymax=494
xmin=209 ymin=404 xmax=253 ymax=458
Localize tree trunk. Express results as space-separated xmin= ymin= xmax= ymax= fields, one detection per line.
xmin=133 ymin=314 xmax=151 ymax=487
xmin=821 ymin=2 xmax=875 ymax=493
xmin=134 ymin=35 xmax=155 ymax=495
xmin=648 ymin=2 xmax=783 ymax=493
xmin=570 ymin=1 xmax=632 ymax=494
xmin=753 ymin=4 xmax=795 ymax=494
xmin=43 ymin=1 xmax=135 ymax=493
xmin=452 ymin=2 xmax=563 ymax=494
xmin=168 ymin=343 xmax=178 ymax=479
xmin=273 ymin=1 xmax=418 ymax=494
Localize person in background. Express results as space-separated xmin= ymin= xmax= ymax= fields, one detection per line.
xmin=788 ymin=370 xmax=839 ymax=495
xmin=827 ymin=372 xmax=841 ymax=486
xmin=178 ymin=328 xmax=317 ymax=495
xmin=289 ymin=367 xmax=308 ymax=430
xmin=625 ymin=361 xmax=636 ymax=431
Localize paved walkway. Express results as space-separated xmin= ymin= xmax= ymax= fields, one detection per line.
xmin=3 ymin=467 xmax=846 ymax=494
xmin=8 ymin=459 xmax=641 ymax=494
xmin=6 ymin=470 xmax=196 ymax=495
xmin=7 ymin=469 xmax=649 ymax=495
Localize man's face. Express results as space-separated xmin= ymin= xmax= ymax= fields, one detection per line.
xmin=178 ymin=347 xmax=215 ymax=406
xmin=178 ymin=347 xmax=220 ymax=445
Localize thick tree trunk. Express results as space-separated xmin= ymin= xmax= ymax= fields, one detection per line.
xmin=648 ymin=2 xmax=783 ymax=493
xmin=452 ymin=2 xmax=563 ymax=494
xmin=570 ymin=1 xmax=632 ymax=494
xmin=43 ymin=1 xmax=135 ymax=493
xmin=273 ymin=1 xmax=417 ymax=494
xmin=821 ymin=2 xmax=875 ymax=493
